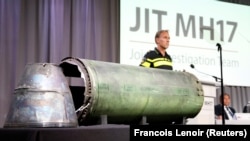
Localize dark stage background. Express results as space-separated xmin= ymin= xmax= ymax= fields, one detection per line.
xmin=0 ymin=0 xmax=120 ymax=127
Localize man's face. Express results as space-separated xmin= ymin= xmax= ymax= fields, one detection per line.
xmin=224 ymin=95 xmax=231 ymax=106
xmin=156 ymin=32 xmax=170 ymax=49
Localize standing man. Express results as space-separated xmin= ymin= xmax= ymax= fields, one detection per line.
xmin=139 ymin=30 xmax=183 ymax=125
xmin=139 ymin=29 xmax=173 ymax=70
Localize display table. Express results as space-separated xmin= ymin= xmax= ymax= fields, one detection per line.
xmin=0 ymin=124 xmax=130 ymax=141
xmin=215 ymin=119 xmax=250 ymax=125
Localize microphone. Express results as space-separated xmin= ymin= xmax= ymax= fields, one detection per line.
xmin=190 ymin=64 xmax=221 ymax=81
xmin=216 ymin=43 xmax=221 ymax=51
xmin=190 ymin=64 xmax=195 ymax=69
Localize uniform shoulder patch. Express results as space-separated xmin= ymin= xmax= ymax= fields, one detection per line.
xmin=146 ymin=50 xmax=154 ymax=54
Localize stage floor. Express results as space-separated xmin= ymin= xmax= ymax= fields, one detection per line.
xmin=0 ymin=124 xmax=130 ymax=141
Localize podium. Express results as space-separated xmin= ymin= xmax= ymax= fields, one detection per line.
xmin=187 ymin=81 xmax=218 ymax=124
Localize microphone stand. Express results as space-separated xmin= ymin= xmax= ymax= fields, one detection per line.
xmin=190 ymin=64 xmax=221 ymax=82
xmin=216 ymin=43 xmax=225 ymax=125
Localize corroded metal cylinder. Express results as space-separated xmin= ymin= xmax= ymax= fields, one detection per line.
xmin=4 ymin=63 xmax=78 ymax=128
xmin=60 ymin=57 xmax=204 ymax=125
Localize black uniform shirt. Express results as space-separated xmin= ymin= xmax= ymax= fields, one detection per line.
xmin=139 ymin=47 xmax=173 ymax=70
